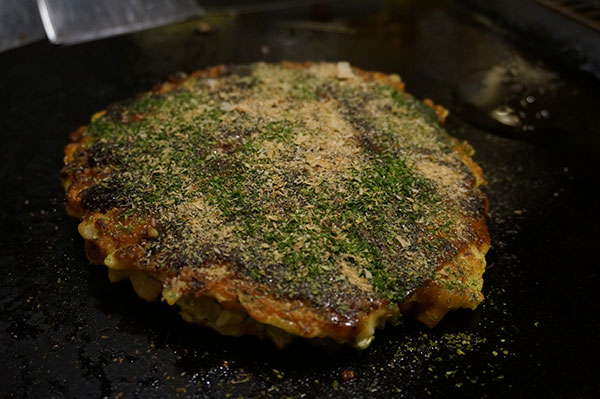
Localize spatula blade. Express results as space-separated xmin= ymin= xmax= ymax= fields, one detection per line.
xmin=37 ymin=0 xmax=204 ymax=44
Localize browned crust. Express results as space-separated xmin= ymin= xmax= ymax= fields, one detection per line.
xmin=61 ymin=62 xmax=490 ymax=346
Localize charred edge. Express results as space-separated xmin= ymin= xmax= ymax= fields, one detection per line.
xmin=85 ymin=142 xmax=120 ymax=168
xmin=58 ymin=166 xmax=72 ymax=181
xmin=103 ymin=100 xmax=135 ymax=123
xmin=462 ymin=189 xmax=489 ymax=220
xmin=422 ymin=235 xmax=460 ymax=270
xmin=79 ymin=181 xmax=129 ymax=212
xmin=150 ymin=218 xmax=245 ymax=272
xmin=265 ymin=271 xmax=373 ymax=319
xmin=222 ymin=64 xmax=254 ymax=78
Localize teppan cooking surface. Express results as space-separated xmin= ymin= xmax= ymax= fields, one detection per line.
xmin=1 ymin=1 xmax=599 ymax=397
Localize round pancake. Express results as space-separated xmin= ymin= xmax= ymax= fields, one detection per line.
xmin=60 ymin=62 xmax=490 ymax=348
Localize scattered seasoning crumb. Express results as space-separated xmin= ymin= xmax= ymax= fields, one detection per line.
xmin=231 ymin=374 xmax=250 ymax=384
xmin=386 ymin=328 xmax=512 ymax=389
xmin=273 ymin=369 xmax=284 ymax=379
xmin=341 ymin=369 xmax=356 ymax=382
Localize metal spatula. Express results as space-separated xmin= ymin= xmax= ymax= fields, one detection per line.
xmin=37 ymin=0 xmax=204 ymax=44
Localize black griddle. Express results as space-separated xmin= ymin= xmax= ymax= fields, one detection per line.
xmin=2 ymin=1 xmax=600 ymax=397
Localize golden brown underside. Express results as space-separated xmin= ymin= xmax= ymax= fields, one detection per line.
xmin=61 ymin=62 xmax=490 ymax=348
